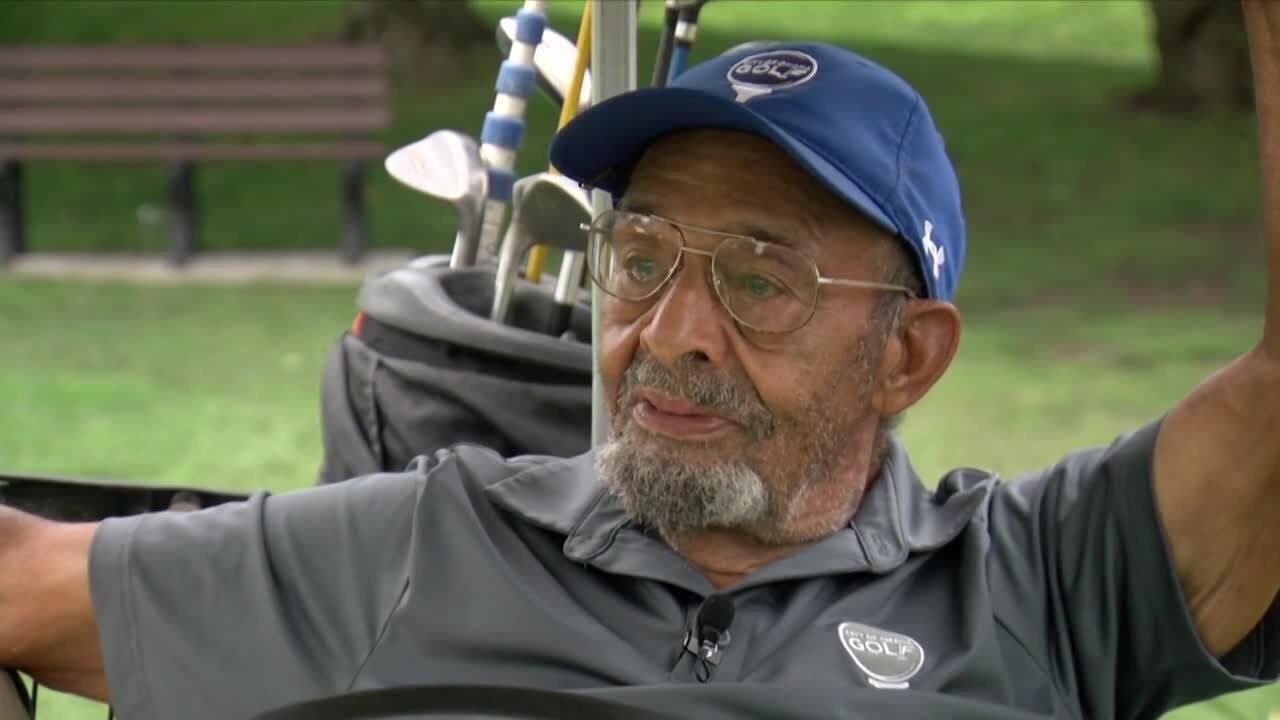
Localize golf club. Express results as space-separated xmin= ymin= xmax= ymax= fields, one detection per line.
xmin=524 ymin=0 xmax=592 ymax=285
xmin=490 ymin=173 xmax=592 ymax=325
xmin=496 ymin=17 xmax=593 ymax=113
xmin=651 ymin=0 xmax=680 ymax=87
xmin=490 ymin=174 xmax=539 ymax=323
xmin=476 ymin=1 xmax=547 ymax=262
xmin=383 ymin=130 xmax=487 ymax=268
xmin=667 ymin=0 xmax=709 ymax=84
xmin=536 ymin=178 xmax=594 ymax=337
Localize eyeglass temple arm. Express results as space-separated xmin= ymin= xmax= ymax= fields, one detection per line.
xmin=816 ymin=278 xmax=917 ymax=298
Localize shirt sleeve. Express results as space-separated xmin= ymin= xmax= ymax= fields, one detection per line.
xmin=88 ymin=467 xmax=426 ymax=720
xmin=986 ymin=420 xmax=1279 ymax=720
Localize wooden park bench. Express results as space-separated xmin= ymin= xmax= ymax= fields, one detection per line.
xmin=0 ymin=45 xmax=388 ymax=265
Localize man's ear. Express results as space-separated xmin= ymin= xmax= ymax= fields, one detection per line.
xmin=872 ymin=300 xmax=961 ymax=417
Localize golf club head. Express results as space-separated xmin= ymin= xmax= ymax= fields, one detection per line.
xmin=385 ymin=130 xmax=488 ymax=267
xmin=497 ymin=16 xmax=593 ymax=111
xmin=518 ymin=174 xmax=594 ymax=253
xmin=512 ymin=174 xmax=595 ymax=337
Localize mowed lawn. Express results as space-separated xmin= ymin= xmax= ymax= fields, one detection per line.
xmin=1 ymin=0 xmax=1277 ymax=717
xmin=5 ymin=283 xmax=1275 ymax=720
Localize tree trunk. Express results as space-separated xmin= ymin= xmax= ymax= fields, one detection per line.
xmin=343 ymin=0 xmax=491 ymax=85
xmin=1129 ymin=0 xmax=1252 ymax=113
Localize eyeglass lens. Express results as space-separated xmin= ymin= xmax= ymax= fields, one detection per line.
xmin=586 ymin=210 xmax=819 ymax=333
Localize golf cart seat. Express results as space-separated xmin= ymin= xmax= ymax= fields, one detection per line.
xmin=0 ymin=472 xmax=249 ymax=523
xmin=316 ymin=254 xmax=594 ymax=485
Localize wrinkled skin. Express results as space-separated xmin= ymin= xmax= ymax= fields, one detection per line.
xmin=595 ymin=129 xmax=960 ymax=586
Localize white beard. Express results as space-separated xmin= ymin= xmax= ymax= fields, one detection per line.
xmin=596 ymin=431 xmax=770 ymax=538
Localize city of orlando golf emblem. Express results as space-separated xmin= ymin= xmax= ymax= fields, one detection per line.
xmin=837 ymin=622 xmax=925 ymax=689
xmin=726 ymin=50 xmax=818 ymax=103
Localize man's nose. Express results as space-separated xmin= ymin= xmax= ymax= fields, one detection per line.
xmin=638 ymin=253 xmax=732 ymax=368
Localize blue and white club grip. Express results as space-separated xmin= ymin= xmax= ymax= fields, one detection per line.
xmin=478 ymin=1 xmax=547 ymax=259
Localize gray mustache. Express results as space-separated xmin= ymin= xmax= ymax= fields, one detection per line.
xmin=619 ymin=355 xmax=774 ymax=439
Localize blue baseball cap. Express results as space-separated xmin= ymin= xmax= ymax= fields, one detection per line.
xmin=550 ymin=42 xmax=965 ymax=301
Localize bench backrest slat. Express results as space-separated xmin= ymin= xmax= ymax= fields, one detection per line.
xmin=0 ymin=107 xmax=387 ymax=134
xmin=0 ymin=45 xmax=383 ymax=70
xmin=0 ymin=141 xmax=384 ymax=160
xmin=0 ymin=76 xmax=384 ymax=102
xmin=0 ymin=44 xmax=388 ymax=139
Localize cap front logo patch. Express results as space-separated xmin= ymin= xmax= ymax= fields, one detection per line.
xmin=837 ymin=622 xmax=925 ymax=689
xmin=727 ymin=50 xmax=818 ymax=103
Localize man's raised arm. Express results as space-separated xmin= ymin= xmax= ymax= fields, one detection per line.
xmin=1151 ymin=0 xmax=1280 ymax=658
xmin=0 ymin=505 xmax=106 ymax=700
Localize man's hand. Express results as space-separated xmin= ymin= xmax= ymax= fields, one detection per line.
xmin=1150 ymin=0 xmax=1280 ymax=658
xmin=0 ymin=505 xmax=106 ymax=701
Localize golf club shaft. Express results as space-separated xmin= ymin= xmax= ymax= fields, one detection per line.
xmin=478 ymin=1 xmax=547 ymax=262
xmin=449 ymin=230 xmax=473 ymax=268
xmin=547 ymin=245 xmax=591 ymax=335
xmin=491 ymin=222 xmax=524 ymax=322
xmin=525 ymin=0 xmax=593 ymax=284
xmin=666 ymin=0 xmax=705 ymax=84
xmin=651 ymin=0 xmax=680 ymax=88
xmin=546 ymin=250 xmax=587 ymax=336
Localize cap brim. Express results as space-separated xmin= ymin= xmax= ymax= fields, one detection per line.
xmin=550 ymin=87 xmax=899 ymax=237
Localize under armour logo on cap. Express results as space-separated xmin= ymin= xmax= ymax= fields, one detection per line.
xmin=726 ymin=50 xmax=818 ymax=102
xmin=922 ymin=220 xmax=944 ymax=280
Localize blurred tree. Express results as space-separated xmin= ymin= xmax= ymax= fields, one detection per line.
xmin=343 ymin=0 xmax=490 ymax=84
xmin=1129 ymin=0 xmax=1252 ymax=112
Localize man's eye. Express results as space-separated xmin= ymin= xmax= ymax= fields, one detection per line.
xmin=739 ymin=273 xmax=782 ymax=299
xmin=624 ymin=255 xmax=663 ymax=283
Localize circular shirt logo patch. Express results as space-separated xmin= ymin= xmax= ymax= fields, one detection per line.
xmin=837 ymin=622 xmax=925 ymax=689
xmin=726 ymin=50 xmax=818 ymax=102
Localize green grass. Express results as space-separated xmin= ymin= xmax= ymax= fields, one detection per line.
xmin=1 ymin=0 xmax=1277 ymax=717
xmin=5 ymin=277 xmax=1278 ymax=720
xmin=0 ymin=280 xmax=357 ymax=486
xmin=1 ymin=0 xmax=1266 ymax=315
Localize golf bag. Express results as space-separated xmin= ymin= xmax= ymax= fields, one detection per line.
xmin=316 ymin=255 xmax=595 ymax=485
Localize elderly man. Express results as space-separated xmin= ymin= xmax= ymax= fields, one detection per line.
xmin=4 ymin=4 xmax=1279 ymax=719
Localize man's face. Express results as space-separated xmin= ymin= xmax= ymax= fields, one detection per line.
xmin=595 ymin=129 xmax=901 ymax=546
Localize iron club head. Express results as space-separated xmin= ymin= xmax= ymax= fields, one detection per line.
xmin=490 ymin=173 xmax=595 ymax=329
xmin=518 ymin=174 xmax=594 ymax=256
xmin=384 ymin=130 xmax=488 ymax=268
xmin=520 ymin=174 xmax=595 ymax=336
xmin=490 ymin=174 xmax=541 ymax=323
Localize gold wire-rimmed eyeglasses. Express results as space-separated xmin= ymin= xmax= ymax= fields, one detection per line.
xmin=580 ymin=209 xmax=916 ymax=334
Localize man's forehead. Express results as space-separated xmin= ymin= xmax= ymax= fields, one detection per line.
xmin=622 ymin=130 xmax=890 ymax=249
xmin=629 ymin=130 xmax=811 ymax=188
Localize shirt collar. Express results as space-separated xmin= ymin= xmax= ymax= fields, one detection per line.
xmin=484 ymin=436 xmax=991 ymax=592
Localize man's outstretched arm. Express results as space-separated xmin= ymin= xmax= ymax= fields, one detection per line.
xmin=0 ymin=505 xmax=106 ymax=700
xmin=1152 ymin=0 xmax=1280 ymax=659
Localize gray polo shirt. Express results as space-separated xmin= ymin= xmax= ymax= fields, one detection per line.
xmin=89 ymin=420 xmax=1279 ymax=719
